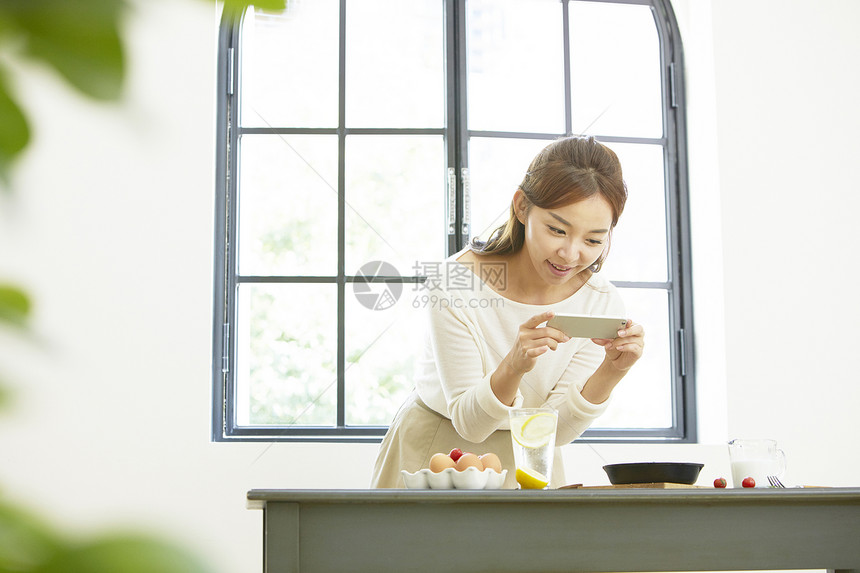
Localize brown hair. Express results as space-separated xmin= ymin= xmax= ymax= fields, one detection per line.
xmin=471 ymin=136 xmax=627 ymax=273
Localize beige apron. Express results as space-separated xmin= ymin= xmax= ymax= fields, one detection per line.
xmin=370 ymin=392 xmax=566 ymax=489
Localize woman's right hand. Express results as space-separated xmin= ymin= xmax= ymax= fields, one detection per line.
xmin=503 ymin=311 xmax=570 ymax=376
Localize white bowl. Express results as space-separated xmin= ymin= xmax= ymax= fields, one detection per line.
xmin=401 ymin=467 xmax=507 ymax=490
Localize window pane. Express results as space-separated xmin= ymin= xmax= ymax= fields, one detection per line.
xmin=240 ymin=3 xmax=339 ymax=128
xmin=346 ymin=0 xmax=444 ymax=128
xmin=345 ymin=289 xmax=422 ymax=425
xmin=599 ymin=142 xmax=668 ymax=282
xmin=468 ymin=137 xmax=549 ymax=243
xmin=238 ymin=135 xmax=339 ymax=276
xmin=218 ymin=0 xmax=692 ymax=442
xmin=591 ymin=287 xmax=672 ymax=429
xmin=235 ymin=283 xmax=338 ymax=426
xmin=345 ymin=135 xmax=446 ymax=273
xmin=569 ymin=2 xmax=662 ymax=137
xmin=467 ymin=0 xmax=565 ymax=133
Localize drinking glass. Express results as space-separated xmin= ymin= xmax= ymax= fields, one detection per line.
xmin=509 ymin=408 xmax=558 ymax=489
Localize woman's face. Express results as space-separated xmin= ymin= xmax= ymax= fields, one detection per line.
xmin=517 ymin=191 xmax=614 ymax=288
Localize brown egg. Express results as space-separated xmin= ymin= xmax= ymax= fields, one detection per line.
xmin=454 ymin=452 xmax=483 ymax=472
xmin=429 ymin=452 xmax=456 ymax=473
xmin=478 ymin=452 xmax=502 ymax=473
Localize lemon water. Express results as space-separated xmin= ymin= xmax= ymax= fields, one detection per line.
xmin=509 ymin=409 xmax=558 ymax=489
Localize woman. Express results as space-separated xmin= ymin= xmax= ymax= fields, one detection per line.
xmin=371 ymin=136 xmax=645 ymax=489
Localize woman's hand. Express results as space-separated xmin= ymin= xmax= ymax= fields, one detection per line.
xmin=591 ymin=318 xmax=645 ymax=372
xmin=491 ymin=311 xmax=569 ymax=406
xmin=503 ymin=311 xmax=570 ymax=376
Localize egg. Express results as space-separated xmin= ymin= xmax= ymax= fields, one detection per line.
xmin=429 ymin=452 xmax=456 ymax=473
xmin=454 ymin=452 xmax=483 ymax=472
xmin=478 ymin=452 xmax=502 ymax=473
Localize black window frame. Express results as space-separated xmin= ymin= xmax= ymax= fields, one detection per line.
xmin=212 ymin=0 xmax=696 ymax=443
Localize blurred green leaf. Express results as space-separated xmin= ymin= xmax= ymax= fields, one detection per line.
xmin=223 ymin=0 xmax=287 ymax=13
xmin=0 ymin=67 xmax=30 ymax=187
xmin=0 ymin=284 xmax=30 ymax=328
xmin=0 ymin=382 xmax=9 ymax=410
xmin=0 ymin=0 xmax=126 ymax=101
xmin=1 ymin=1 xmax=288 ymax=568
xmin=0 ymin=500 xmax=63 ymax=572
xmin=33 ymin=534 xmax=212 ymax=573
xmin=0 ymin=0 xmax=288 ymax=187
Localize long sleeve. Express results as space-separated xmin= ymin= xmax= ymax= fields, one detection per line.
xmin=424 ymin=290 xmax=520 ymax=443
xmin=544 ymin=339 xmax=612 ymax=444
xmin=414 ymin=260 xmax=626 ymax=445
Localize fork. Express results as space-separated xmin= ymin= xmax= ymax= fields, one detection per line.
xmin=767 ymin=475 xmax=786 ymax=488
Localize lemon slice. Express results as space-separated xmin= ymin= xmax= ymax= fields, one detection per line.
xmin=516 ymin=467 xmax=549 ymax=489
xmin=512 ymin=413 xmax=557 ymax=448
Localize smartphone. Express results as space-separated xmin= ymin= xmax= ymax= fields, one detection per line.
xmin=546 ymin=314 xmax=628 ymax=339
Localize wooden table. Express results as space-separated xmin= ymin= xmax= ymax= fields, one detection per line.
xmin=247 ymin=487 xmax=860 ymax=573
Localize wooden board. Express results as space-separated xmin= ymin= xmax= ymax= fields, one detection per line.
xmin=560 ymin=482 xmax=708 ymax=489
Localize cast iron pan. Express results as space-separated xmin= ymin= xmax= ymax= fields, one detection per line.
xmin=603 ymin=462 xmax=704 ymax=485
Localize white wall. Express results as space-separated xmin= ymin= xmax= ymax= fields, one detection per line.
xmin=1 ymin=0 xmax=858 ymax=571
xmin=713 ymin=0 xmax=860 ymax=488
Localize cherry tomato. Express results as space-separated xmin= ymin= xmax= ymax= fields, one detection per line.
xmin=742 ymin=476 xmax=756 ymax=488
xmin=713 ymin=477 xmax=727 ymax=488
xmin=449 ymin=448 xmax=464 ymax=462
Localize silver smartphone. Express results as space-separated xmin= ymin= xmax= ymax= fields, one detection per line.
xmin=546 ymin=314 xmax=628 ymax=339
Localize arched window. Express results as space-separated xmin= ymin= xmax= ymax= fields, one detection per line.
xmin=212 ymin=0 xmax=695 ymax=442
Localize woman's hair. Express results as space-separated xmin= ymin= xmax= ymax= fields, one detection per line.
xmin=470 ymin=135 xmax=627 ymax=273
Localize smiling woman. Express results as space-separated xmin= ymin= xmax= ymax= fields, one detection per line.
xmin=473 ymin=136 xmax=626 ymax=270
xmin=212 ymin=0 xmax=694 ymax=444
xmin=370 ymin=136 xmax=645 ymax=489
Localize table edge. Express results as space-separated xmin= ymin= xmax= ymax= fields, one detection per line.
xmin=246 ymin=487 xmax=860 ymax=509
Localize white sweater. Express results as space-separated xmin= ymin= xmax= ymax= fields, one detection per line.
xmin=414 ymin=254 xmax=626 ymax=445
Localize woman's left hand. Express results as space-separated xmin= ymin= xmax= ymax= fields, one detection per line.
xmin=591 ymin=318 xmax=644 ymax=372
